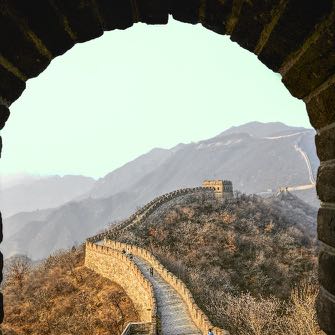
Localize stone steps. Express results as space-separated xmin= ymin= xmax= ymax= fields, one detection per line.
xmin=133 ymin=256 xmax=202 ymax=335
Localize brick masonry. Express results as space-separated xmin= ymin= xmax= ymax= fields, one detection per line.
xmin=0 ymin=1 xmax=334 ymax=332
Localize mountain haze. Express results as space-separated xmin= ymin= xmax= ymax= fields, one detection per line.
xmin=86 ymin=148 xmax=173 ymax=199
xmin=1 ymin=122 xmax=319 ymax=260
xmin=0 ymin=175 xmax=95 ymax=218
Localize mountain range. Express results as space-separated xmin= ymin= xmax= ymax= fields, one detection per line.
xmin=0 ymin=175 xmax=95 ymax=218
xmin=0 ymin=122 xmax=319 ymax=260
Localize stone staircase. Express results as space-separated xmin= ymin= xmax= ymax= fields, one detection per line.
xmin=132 ymin=255 xmax=202 ymax=335
xmin=99 ymin=240 xmax=228 ymax=334
xmin=86 ymin=187 xmax=228 ymax=335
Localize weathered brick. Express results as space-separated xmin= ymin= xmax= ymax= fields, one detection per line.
xmin=0 ymin=11 xmax=50 ymax=78
xmin=0 ymin=252 xmax=2 ymax=283
xmin=259 ymin=0 xmax=333 ymax=72
xmin=0 ymin=292 xmax=3 ymax=323
xmin=9 ymin=0 xmax=75 ymax=57
xmin=306 ymin=82 xmax=335 ymax=130
xmin=95 ymin=0 xmax=134 ymax=30
xmin=231 ymin=0 xmax=280 ymax=52
xmin=136 ymin=0 xmax=169 ymax=24
xmin=0 ymin=65 xmax=26 ymax=105
xmin=316 ymin=130 xmax=335 ymax=161
xmin=319 ymin=250 xmax=335 ymax=295
xmin=201 ymin=0 xmax=233 ymax=35
xmin=317 ymin=289 xmax=335 ymax=334
xmin=0 ymin=211 xmax=2 ymax=243
xmin=169 ymin=0 xmax=201 ymax=24
xmin=0 ymin=105 xmax=9 ymax=130
xmin=317 ymin=163 xmax=335 ymax=202
xmin=318 ymin=208 xmax=335 ymax=247
xmin=282 ymin=24 xmax=335 ymax=99
xmin=85 ymin=243 xmax=154 ymax=321
xmin=53 ymin=0 xmax=103 ymax=43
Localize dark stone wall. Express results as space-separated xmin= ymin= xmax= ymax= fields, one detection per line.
xmin=0 ymin=0 xmax=334 ymax=332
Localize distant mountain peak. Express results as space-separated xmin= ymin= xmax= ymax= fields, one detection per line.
xmin=217 ymin=121 xmax=310 ymax=139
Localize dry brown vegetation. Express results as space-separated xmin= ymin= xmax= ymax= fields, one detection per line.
xmin=1 ymin=246 xmax=139 ymax=335
xmin=210 ymin=281 xmax=323 ymax=335
xmin=117 ymin=192 xmax=323 ymax=335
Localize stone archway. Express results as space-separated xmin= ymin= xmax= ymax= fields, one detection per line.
xmin=0 ymin=1 xmax=334 ymax=333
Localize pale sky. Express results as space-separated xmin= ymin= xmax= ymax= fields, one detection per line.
xmin=0 ymin=18 xmax=310 ymax=179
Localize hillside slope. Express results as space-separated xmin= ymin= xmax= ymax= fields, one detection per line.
xmin=1 ymin=191 xmax=139 ymax=260
xmin=115 ymin=191 xmax=318 ymax=329
xmin=0 ymin=175 xmax=95 ymax=218
xmin=1 ymin=247 xmax=139 ymax=335
xmin=88 ymin=121 xmax=318 ymax=199
xmin=2 ymin=122 xmax=319 ymax=260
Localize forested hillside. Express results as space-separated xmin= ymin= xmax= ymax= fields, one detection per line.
xmin=1 ymin=247 xmax=139 ymax=335
xmin=116 ymin=191 xmax=321 ymax=334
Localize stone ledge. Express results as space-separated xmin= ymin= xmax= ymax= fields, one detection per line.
xmin=95 ymin=0 xmax=134 ymax=30
xmin=282 ymin=19 xmax=335 ymax=99
xmin=200 ymin=0 xmax=233 ymax=35
xmin=169 ymin=0 xmax=201 ymax=24
xmin=319 ymin=250 xmax=335 ymax=296
xmin=258 ymin=0 xmax=333 ymax=73
xmin=0 ymin=64 xmax=26 ymax=106
xmin=317 ymin=287 xmax=335 ymax=334
xmin=316 ymin=129 xmax=335 ymax=161
xmin=318 ymin=208 xmax=335 ymax=248
xmin=0 ymin=105 xmax=10 ymax=130
xmin=0 ymin=8 xmax=51 ymax=78
xmin=52 ymin=0 xmax=103 ymax=43
xmin=231 ymin=0 xmax=280 ymax=52
xmin=8 ymin=0 xmax=75 ymax=57
xmin=306 ymin=81 xmax=335 ymax=130
xmin=317 ymin=162 xmax=335 ymax=203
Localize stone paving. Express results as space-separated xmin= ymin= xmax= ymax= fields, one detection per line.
xmin=133 ymin=256 xmax=202 ymax=335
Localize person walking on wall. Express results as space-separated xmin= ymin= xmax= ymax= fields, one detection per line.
xmin=207 ymin=329 xmax=214 ymax=335
xmin=149 ymin=267 xmax=154 ymax=277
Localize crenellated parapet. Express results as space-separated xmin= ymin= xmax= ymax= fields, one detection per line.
xmin=85 ymin=241 xmax=157 ymax=334
xmin=103 ymin=240 xmax=229 ymax=335
xmin=87 ymin=186 xmax=213 ymax=243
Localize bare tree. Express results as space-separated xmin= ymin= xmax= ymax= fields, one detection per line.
xmin=6 ymin=257 xmax=31 ymax=291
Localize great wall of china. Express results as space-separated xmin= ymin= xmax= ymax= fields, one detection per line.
xmin=87 ymin=186 xmax=214 ymax=243
xmin=85 ymin=185 xmax=230 ymax=335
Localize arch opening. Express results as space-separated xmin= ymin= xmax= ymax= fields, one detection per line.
xmin=0 ymin=1 xmax=334 ymax=333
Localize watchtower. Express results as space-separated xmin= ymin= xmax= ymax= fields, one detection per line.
xmin=202 ymin=180 xmax=233 ymax=199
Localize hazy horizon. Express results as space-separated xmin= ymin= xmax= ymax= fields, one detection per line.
xmin=0 ymin=120 xmax=313 ymax=183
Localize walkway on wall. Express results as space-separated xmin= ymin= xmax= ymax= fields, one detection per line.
xmin=132 ymin=255 xmax=201 ymax=335
xmin=88 ymin=187 xmax=211 ymax=244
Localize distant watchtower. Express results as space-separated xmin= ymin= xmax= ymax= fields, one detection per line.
xmin=202 ymin=179 xmax=234 ymax=200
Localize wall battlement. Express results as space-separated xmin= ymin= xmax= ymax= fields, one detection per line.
xmin=87 ymin=186 xmax=212 ymax=243
xmin=202 ymin=179 xmax=234 ymax=199
xmin=105 ymin=240 xmax=229 ymax=335
xmin=85 ymin=242 xmax=157 ymax=334
xmin=85 ymin=185 xmax=233 ymax=334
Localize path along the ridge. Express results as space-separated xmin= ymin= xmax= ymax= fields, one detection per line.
xmin=132 ymin=255 xmax=202 ymax=335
